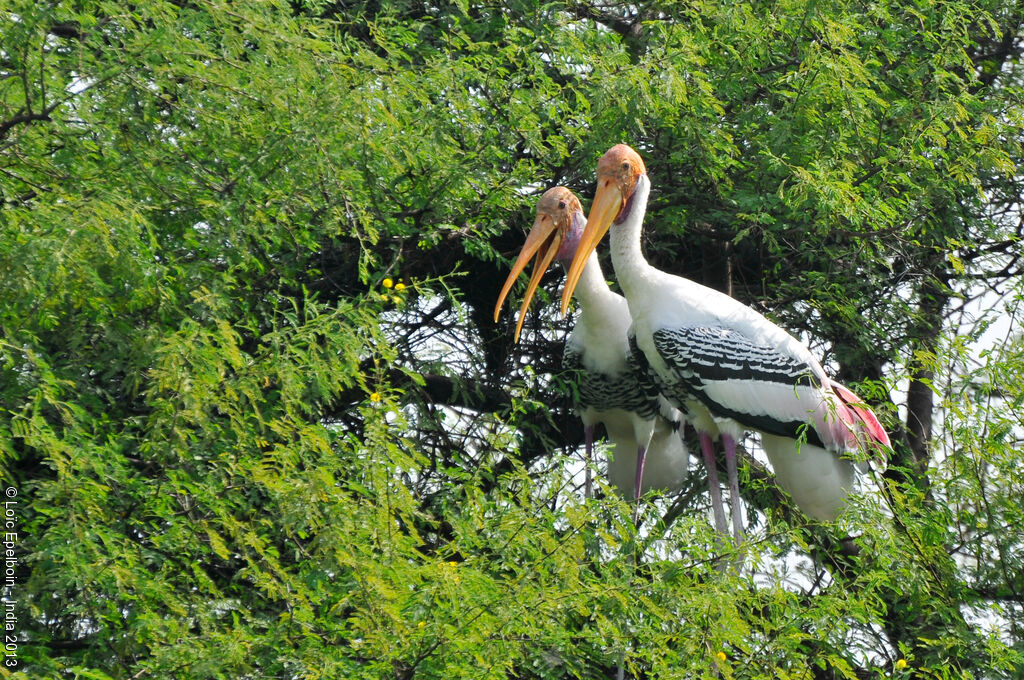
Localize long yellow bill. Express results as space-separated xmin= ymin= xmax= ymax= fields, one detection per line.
xmin=559 ymin=181 xmax=623 ymax=316
xmin=493 ymin=212 xmax=563 ymax=343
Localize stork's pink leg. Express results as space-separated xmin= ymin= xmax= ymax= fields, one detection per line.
xmin=700 ymin=432 xmax=729 ymax=536
xmin=722 ymin=433 xmax=745 ymax=543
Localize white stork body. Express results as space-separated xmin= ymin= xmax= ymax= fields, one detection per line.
xmin=626 ymin=329 xmax=731 ymax=536
xmin=759 ymin=436 xmax=854 ymax=521
xmin=562 ymin=145 xmax=890 ymax=524
xmin=494 ymin=187 xmax=687 ymax=502
xmin=564 ymin=249 xmax=688 ymax=498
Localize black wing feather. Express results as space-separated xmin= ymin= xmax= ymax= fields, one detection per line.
xmin=563 ymin=342 xmax=660 ymax=419
xmin=649 ymin=326 xmax=824 ymax=444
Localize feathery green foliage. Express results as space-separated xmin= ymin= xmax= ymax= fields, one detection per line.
xmin=2 ymin=0 xmax=1023 ymax=677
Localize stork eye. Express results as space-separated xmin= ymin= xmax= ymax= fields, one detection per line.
xmin=558 ymin=201 xmax=566 ymax=210
xmin=621 ymin=162 xmax=630 ymax=171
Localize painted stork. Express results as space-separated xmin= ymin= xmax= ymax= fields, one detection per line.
xmin=494 ymin=186 xmax=687 ymax=501
xmin=560 ymin=145 xmax=890 ymax=523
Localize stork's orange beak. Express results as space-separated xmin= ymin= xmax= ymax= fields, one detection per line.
xmin=560 ymin=179 xmax=622 ymax=316
xmin=493 ymin=209 xmax=565 ymax=343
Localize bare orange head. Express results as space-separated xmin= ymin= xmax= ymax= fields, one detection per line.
xmin=560 ymin=145 xmax=646 ymax=315
xmin=494 ymin=187 xmax=584 ymax=342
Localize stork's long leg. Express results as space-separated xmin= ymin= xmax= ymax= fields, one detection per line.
xmin=700 ymin=432 xmax=729 ymax=536
xmin=722 ymin=433 xmax=745 ymax=543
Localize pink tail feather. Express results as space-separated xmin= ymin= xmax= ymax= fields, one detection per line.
xmin=832 ymin=381 xmax=891 ymax=454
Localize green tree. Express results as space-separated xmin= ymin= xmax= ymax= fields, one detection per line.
xmin=1 ymin=0 xmax=1022 ymax=678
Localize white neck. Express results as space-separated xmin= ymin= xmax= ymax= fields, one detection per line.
xmin=571 ymin=250 xmax=616 ymax=311
xmin=609 ymin=174 xmax=658 ymax=297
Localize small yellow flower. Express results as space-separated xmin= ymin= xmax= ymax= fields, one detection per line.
xmin=895 ymin=659 xmax=908 ymax=670
xmin=394 ymin=282 xmax=406 ymax=292
xmin=382 ymin=278 xmax=394 ymax=288
xmin=369 ymin=392 xmax=381 ymax=403
xmin=716 ymin=651 xmax=727 ymax=662
xmin=448 ymin=561 xmax=458 ymax=567
xmin=418 ymin=620 xmax=426 ymax=628
xmin=380 ymin=293 xmax=389 ymax=302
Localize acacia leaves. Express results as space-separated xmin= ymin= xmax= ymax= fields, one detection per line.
xmin=2 ymin=0 xmax=1024 ymax=678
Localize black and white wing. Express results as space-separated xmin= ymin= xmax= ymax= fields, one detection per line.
xmin=650 ymin=326 xmax=825 ymax=445
xmin=562 ymin=339 xmax=660 ymax=420
xmin=627 ymin=331 xmax=684 ymax=428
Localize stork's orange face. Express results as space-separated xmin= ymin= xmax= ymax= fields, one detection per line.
xmin=560 ymin=145 xmax=646 ymax=315
xmin=494 ymin=187 xmax=584 ymax=343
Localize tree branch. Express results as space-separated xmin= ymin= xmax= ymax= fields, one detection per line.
xmin=0 ymin=108 xmax=55 ymax=141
